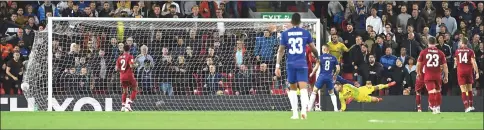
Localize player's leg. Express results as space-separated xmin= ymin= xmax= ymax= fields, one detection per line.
xmin=121 ymin=81 xmax=129 ymax=111
xmin=296 ymin=68 xmax=309 ymax=119
xmin=308 ymin=77 xmax=323 ymax=111
xmin=465 ymin=75 xmax=474 ymax=111
xmin=369 ymin=96 xmax=383 ymax=103
xmin=458 ymin=76 xmax=469 ymax=111
xmin=434 ymin=81 xmax=442 ymax=113
xmin=373 ymin=81 xmax=396 ymax=90
xmin=129 ymin=78 xmax=139 ymax=103
xmin=286 ymin=68 xmax=299 ymax=119
xmin=425 ymin=81 xmax=439 ymax=114
xmin=415 ymin=80 xmax=424 ymax=112
xmin=124 ymin=79 xmax=138 ymax=112
xmin=326 ymin=81 xmax=338 ymax=112
xmin=308 ymin=74 xmax=320 ymax=111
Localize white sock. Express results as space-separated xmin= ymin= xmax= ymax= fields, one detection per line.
xmin=300 ymin=88 xmax=309 ymax=115
xmin=308 ymin=92 xmax=317 ymax=111
xmin=288 ymin=90 xmax=298 ymax=116
xmin=330 ymin=93 xmax=338 ymax=111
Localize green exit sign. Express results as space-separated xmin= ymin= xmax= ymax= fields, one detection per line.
xmin=261 ymin=13 xmax=292 ymax=19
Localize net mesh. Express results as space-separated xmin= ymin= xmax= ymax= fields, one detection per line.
xmin=24 ymin=19 xmax=319 ymax=111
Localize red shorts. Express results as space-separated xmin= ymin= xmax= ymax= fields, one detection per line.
xmin=425 ymin=80 xmax=441 ymax=91
xmin=120 ymin=77 xmax=138 ymax=89
xmin=457 ymin=73 xmax=474 ymax=86
xmin=415 ymin=78 xmax=425 ymax=92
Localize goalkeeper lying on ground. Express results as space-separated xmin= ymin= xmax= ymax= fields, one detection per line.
xmin=335 ymin=81 xmax=396 ymax=112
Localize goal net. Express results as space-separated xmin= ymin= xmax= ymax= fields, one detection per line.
xmin=23 ymin=17 xmax=320 ymax=111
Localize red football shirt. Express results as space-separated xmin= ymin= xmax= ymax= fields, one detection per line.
xmin=306 ymin=47 xmax=315 ymax=73
xmin=417 ymin=47 xmax=446 ymax=81
xmin=454 ymin=48 xmax=475 ymax=74
xmin=116 ymin=52 xmax=135 ymax=80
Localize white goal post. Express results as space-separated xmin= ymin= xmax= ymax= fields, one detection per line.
xmin=23 ymin=17 xmax=321 ymax=111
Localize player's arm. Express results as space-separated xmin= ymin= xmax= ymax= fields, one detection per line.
xmin=416 ymin=53 xmax=424 ymax=76
xmin=471 ymin=56 xmax=479 ymax=79
xmin=339 ymin=93 xmax=347 ymax=112
xmin=441 ymin=52 xmax=449 ymax=83
xmin=310 ymin=61 xmax=320 ymax=77
xmin=5 ymin=65 xmax=16 ymax=79
xmin=453 ymin=57 xmax=457 ymax=68
xmin=129 ymin=57 xmax=135 ymax=71
xmin=334 ymin=64 xmax=340 ymax=79
xmin=275 ymin=45 xmax=285 ymax=68
xmin=115 ymin=58 xmax=120 ymax=72
xmin=336 ymin=76 xmax=355 ymax=86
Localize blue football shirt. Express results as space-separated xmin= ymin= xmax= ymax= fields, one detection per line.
xmin=318 ymin=53 xmax=338 ymax=78
xmin=280 ymin=27 xmax=313 ymax=68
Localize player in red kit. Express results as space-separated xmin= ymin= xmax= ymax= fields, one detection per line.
xmin=414 ymin=64 xmax=425 ymax=112
xmin=454 ymin=37 xmax=479 ymax=113
xmin=116 ymin=45 xmax=138 ymax=112
xmin=306 ymin=47 xmax=319 ymax=111
xmin=416 ymin=37 xmax=448 ymax=114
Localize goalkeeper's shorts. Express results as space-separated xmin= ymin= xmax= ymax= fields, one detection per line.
xmin=354 ymin=86 xmax=376 ymax=103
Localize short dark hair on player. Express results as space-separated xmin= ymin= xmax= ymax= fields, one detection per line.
xmin=291 ymin=13 xmax=301 ymax=25
xmin=428 ymin=37 xmax=437 ymax=45
xmin=124 ymin=45 xmax=131 ymax=52
xmin=335 ymin=81 xmax=342 ymax=85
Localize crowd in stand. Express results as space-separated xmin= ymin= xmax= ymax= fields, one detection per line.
xmin=323 ymin=1 xmax=484 ymax=96
xmin=0 ymin=1 xmax=483 ymax=97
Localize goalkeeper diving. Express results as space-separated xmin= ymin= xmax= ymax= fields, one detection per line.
xmin=335 ymin=81 xmax=396 ymax=111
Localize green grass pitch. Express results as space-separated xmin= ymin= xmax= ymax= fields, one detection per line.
xmin=1 ymin=111 xmax=482 ymax=129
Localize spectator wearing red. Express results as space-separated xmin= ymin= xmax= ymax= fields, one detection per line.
xmin=199 ymin=1 xmax=214 ymax=18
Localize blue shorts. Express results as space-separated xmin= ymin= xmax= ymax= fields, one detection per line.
xmin=286 ymin=67 xmax=308 ymax=84
xmin=314 ymin=76 xmax=334 ymax=90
